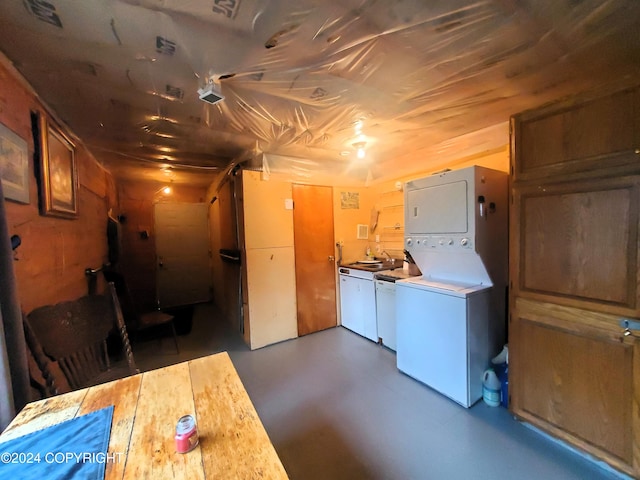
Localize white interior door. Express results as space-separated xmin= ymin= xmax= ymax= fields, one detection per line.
xmin=154 ymin=202 xmax=211 ymax=308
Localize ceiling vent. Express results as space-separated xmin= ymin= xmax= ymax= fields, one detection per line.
xmin=198 ymin=83 xmax=224 ymax=105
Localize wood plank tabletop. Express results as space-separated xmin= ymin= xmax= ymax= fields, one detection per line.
xmin=0 ymin=352 xmax=289 ymax=479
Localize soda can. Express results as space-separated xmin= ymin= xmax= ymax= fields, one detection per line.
xmin=175 ymin=415 xmax=199 ymax=453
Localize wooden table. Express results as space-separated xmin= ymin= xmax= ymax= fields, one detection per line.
xmin=0 ymin=352 xmax=289 ymax=479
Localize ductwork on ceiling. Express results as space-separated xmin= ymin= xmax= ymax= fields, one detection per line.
xmin=0 ymin=0 xmax=638 ymax=186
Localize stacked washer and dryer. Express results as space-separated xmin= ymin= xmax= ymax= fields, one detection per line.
xmin=396 ymin=166 xmax=508 ymax=408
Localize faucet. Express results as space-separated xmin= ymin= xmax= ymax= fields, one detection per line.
xmin=380 ymin=250 xmax=394 ymax=263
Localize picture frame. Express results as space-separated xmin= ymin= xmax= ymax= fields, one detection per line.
xmin=0 ymin=122 xmax=30 ymax=204
xmin=36 ymin=112 xmax=78 ymax=218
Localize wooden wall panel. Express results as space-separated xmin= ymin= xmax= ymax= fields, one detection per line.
xmin=513 ymin=85 xmax=640 ymax=181
xmin=520 ymin=183 xmax=636 ymax=306
xmin=516 ymin=315 xmax=632 ymax=465
xmin=518 ymin=113 xmax=564 ymax=171
xmin=565 ymin=88 xmax=637 ymax=161
xmin=79 ymin=151 xmax=108 ymax=199
xmin=1 ymin=60 xmax=115 ymax=313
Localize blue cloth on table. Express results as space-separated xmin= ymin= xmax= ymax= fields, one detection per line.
xmin=0 ymin=405 xmax=114 ymax=480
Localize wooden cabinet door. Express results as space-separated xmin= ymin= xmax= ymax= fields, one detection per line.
xmin=510 ymin=299 xmax=638 ymax=475
xmin=510 ymin=175 xmax=640 ymax=476
xmin=511 ymin=85 xmax=640 ymax=181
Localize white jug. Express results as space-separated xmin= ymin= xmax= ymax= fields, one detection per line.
xmin=482 ymin=369 xmax=501 ymax=407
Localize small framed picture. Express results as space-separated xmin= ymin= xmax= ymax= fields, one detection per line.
xmin=0 ymin=122 xmax=30 ymax=204
xmin=36 ymin=112 xmax=78 ymax=218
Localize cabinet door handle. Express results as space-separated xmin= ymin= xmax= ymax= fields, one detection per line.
xmin=328 ymin=255 xmax=335 ymax=262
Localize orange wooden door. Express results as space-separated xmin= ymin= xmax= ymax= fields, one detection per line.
xmin=292 ymin=184 xmax=337 ymax=335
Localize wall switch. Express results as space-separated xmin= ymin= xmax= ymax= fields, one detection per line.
xmin=284 ymin=199 xmax=293 ymax=210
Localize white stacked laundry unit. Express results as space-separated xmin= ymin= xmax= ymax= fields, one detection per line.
xmin=396 ymin=166 xmax=508 ymax=407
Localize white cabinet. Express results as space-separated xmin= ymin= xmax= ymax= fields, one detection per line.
xmin=339 ymin=275 xmax=377 ymax=342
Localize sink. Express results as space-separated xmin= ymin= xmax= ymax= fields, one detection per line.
xmin=344 ymin=260 xmax=399 ymax=272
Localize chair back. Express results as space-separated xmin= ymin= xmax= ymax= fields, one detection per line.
xmin=102 ymin=270 xmax=140 ymax=330
xmin=107 ymin=282 xmax=138 ymax=374
xmin=25 ymin=285 xmax=137 ymax=391
xmin=23 ymin=314 xmax=70 ymax=397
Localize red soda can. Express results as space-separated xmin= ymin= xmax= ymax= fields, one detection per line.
xmin=175 ymin=415 xmax=199 ymax=453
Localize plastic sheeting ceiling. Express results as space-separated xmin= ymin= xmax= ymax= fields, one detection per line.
xmin=0 ymin=0 xmax=638 ymax=186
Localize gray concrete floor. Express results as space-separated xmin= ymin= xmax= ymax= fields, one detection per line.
xmin=132 ymin=303 xmax=626 ymax=480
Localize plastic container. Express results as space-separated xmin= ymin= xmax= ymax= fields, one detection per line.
xmin=482 ymin=369 xmax=501 ymax=407
xmin=491 ymin=345 xmax=508 ymax=365
xmin=491 ymin=344 xmax=509 ymax=408
xmin=498 ymin=366 xmax=508 ymax=408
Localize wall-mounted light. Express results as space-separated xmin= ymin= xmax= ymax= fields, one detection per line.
xmin=155 ymin=182 xmax=173 ymax=196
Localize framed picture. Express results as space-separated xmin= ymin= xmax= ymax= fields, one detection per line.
xmin=36 ymin=112 xmax=78 ymax=218
xmin=0 ymin=122 xmax=30 ymax=204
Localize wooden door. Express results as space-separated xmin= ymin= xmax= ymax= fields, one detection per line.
xmin=510 ymin=177 xmax=640 ymax=476
xmin=155 ymin=202 xmax=212 ymax=308
xmin=510 ymin=84 xmax=640 ymax=477
xmin=292 ymin=184 xmax=337 ymax=335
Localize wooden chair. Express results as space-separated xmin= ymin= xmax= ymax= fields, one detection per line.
xmin=103 ymin=270 xmax=179 ymax=354
xmin=24 ymin=283 xmax=138 ymax=392
xmin=24 ymin=314 xmax=70 ymax=398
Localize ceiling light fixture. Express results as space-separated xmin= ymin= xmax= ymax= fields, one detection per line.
xmin=352 ymin=141 xmax=367 ymax=159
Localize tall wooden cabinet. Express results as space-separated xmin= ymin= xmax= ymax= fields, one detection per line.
xmin=509 ymin=85 xmax=640 ymax=477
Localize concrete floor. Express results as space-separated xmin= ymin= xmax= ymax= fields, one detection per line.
xmin=132 ymin=303 xmax=626 ymax=480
